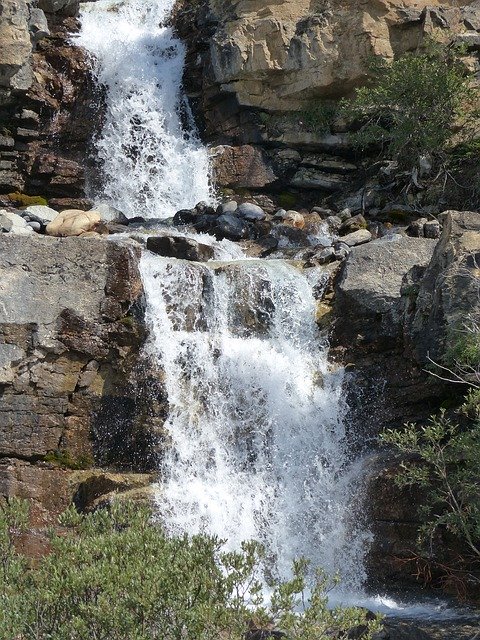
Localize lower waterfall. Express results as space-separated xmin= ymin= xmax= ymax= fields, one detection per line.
xmin=141 ymin=252 xmax=371 ymax=592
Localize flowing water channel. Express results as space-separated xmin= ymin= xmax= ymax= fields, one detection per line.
xmin=78 ymin=0 xmax=212 ymax=219
xmin=78 ymin=0 xmax=474 ymax=623
xmin=141 ymin=253 xmax=370 ymax=591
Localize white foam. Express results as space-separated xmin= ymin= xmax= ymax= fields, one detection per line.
xmin=141 ymin=253 xmax=371 ymax=591
xmin=77 ymin=0 xmax=214 ymax=219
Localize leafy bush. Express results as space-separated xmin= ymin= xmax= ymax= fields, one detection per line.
xmin=446 ymin=324 xmax=480 ymax=374
xmin=341 ymin=47 xmax=479 ymax=169
xmin=381 ymin=410 xmax=480 ymax=563
xmin=301 ymin=101 xmax=337 ymax=136
xmin=0 ymin=500 xmax=381 ymax=640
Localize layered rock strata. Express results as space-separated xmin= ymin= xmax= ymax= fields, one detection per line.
xmin=0 ymin=0 xmax=100 ymax=208
xmin=0 ymin=235 xmax=164 ymax=526
xmin=174 ymin=0 xmax=480 ymax=206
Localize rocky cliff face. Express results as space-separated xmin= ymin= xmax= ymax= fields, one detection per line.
xmin=0 ymin=235 xmax=165 ymax=527
xmin=331 ymin=211 xmax=480 ymax=592
xmin=174 ymin=0 xmax=480 ymax=208
xmin=202 ymin=0 xmax=473 ymax=111
xmin=0 ymin=0 xmax=100 ymax=209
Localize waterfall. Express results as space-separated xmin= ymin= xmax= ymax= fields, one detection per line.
xmin=78 ymin=0 xmax=370 ymax=597
xmin=141 ymin=253 xmax=371 ymax=590
xmin=77 ymin=0 xmax=213 ymax=219
xmin=74 ymin=0 xmax=473 ymax=619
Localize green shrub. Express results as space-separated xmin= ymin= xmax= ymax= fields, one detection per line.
xmin=301 ymin=101 xmax=337 ymax=136
xmin=341 ymin=47 xmax=478 ymax=169
xmin=461 ymin=388 xmax=480 ymax=421
xmin=0 ymin=500 xmax=381 ymax=640
xmin=381 ymin=407 xmax=480 ymax=563
xmin=446 ymin=329 xmax=480 ymax=370
xmin=0 ymin=498 xmax=29 ymax=640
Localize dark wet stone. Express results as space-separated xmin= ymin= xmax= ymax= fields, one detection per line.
xmin=212 ymin=214 xmax=250 ymax=240
xmin=146 ymin=235 xmax=214 ymax=262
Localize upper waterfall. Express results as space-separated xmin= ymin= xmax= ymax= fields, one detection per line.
xmin=77 ymin=0 xmax=213 ymax=219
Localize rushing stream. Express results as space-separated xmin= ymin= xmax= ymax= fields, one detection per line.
xmin=78 ymin=0 xmax=475 ymax=623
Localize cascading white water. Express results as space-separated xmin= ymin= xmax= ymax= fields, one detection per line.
xmin=141 ymin=253 xmax=371 ymax=589
xmin=74 ymin=0 xmax=472 ymax=617
xmin=77 ymin=0 xmax=213 ymax=219
xmin=76 ymin=0 xmax=374 ymax=599
xmin=77 ymin=0 xmax=370 ymax=599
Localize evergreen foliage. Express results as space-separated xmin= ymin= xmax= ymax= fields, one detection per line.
xmin=342 ymin=46 xmax=480 ymax=169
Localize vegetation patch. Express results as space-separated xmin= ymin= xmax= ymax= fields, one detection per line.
xmin=301 ymin=101 xmax=337 ymax=136
xmin=7 ymin=192 xmax=48 ymax=207
xmin=341 ymin=44 xmax=480 ymax=172
xmin=43 ymin=449 xmax=94 ymax=470
xmin=381 ymin=319 xmax=480 ymax=600
xmin=0 ymin=499 xmax=382 ymax=640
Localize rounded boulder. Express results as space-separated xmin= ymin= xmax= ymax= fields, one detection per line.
xmin=46 ymin=210 xmax=101 ymax=237
xmin=237 ymin=203 xmax=266 ymax=221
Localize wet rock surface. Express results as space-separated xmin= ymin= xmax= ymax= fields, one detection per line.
xmin=0 ymin=234 xmax=164 ymax=523
xmin=146 ymin=234 xmax=214 ymax=261
xmin=335 ymin=212 xmax=480 ymax=595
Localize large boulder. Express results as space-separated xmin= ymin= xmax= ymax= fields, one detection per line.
xmin=210 ymin=145 xmax=277 ymax=188
xmin=336 ymin=235 xmax=437 ymax=339
xmin=332 ymin=234 xmax=441 ymax=437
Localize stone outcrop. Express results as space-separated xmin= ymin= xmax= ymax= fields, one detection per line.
xmin=332 ymin=234 xmax=441 ymax=436
xmin=0 ymin=0 xmax=100 ymax=207
xmin=0 ymin=235 xmax=164 ymax=524
xmin=0 ymin=1 xmax=34 ymax=96
xmin=174 ymin=0 xmax=480 ymax=207
xmin=176 ymin=0 xmax=479 ymax=126
xmin=332 ymin=212 xmax=480 ymax=593
xmin=204 ymin=0 xmax=475 ymax=112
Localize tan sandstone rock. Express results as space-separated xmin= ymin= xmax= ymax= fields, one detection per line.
xmin=207 ymin=0 xmax=475 ymax=110
xmin=0 ymin=0 xmax=33 ymax=92
xmin=46 ymin=209 xmax=101 ymax=236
